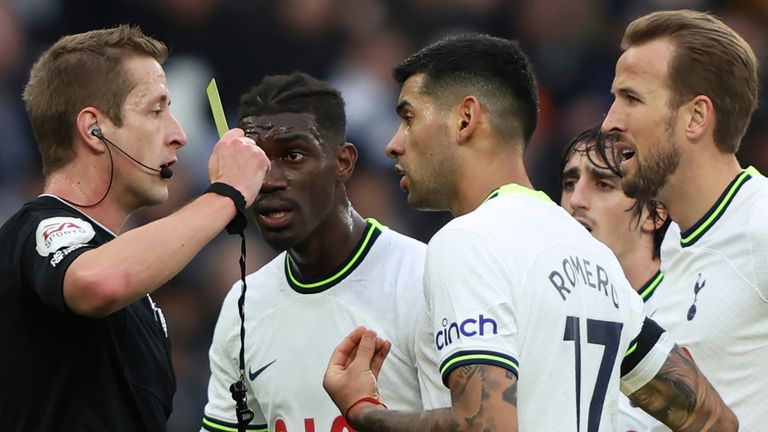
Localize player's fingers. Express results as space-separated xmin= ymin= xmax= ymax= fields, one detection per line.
xmin=370 ymin=339 xmax=391 ymax=378
xmin=343 ymin=326 xmax=369 ymax=367
xmin=374 ymin=335 xmax=388 ymax=352
xmin=345 ymin=329 xmax=384 ymax=368
xmin=348 ymin=326 xmax=367 ymax=342
xmin=327 ymin=326 xmax=366 ymax=368
xmin=344 ymin=344 xmax=358 ymax=368
xmin=350 ymin=329 xmax=377 ymax=371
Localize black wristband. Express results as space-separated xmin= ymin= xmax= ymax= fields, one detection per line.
xmin=206 ymin=182 xmax=248 ymax=235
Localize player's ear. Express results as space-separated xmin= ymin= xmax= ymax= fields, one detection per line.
xmin=336 ymin=142 xmax=357 ymax=182
xmin=456 ymin=96 xmax=481 ymax=145
xmin=685 ymin=95 xmax=713 ymax=143
xmin=641 ymin=201 xmax=668 ymax=233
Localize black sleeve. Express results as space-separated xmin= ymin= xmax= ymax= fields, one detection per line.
xmin=20 ymin=211 xmax=101 ymax=314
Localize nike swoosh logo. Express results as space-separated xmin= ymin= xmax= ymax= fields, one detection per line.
xmin=648 ymin=308 xmax=659 ymax=319
xmin=249 ymin=359 xmax=277 ymax=381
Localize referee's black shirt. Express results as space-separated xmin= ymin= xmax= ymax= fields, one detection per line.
xmin=0 ymin=196 xmax=176 ymax=431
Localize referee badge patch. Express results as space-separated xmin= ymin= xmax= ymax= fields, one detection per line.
xmin=35 ymin=217 xmax=96 ymax=257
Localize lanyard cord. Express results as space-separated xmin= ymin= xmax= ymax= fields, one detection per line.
xmin=58 ymin=141 xmax=115 ymax=208
xmin=230 ymin=232 xmax=254 ymax=431
xmin=205 ymin=182 xmax=253 ymax=431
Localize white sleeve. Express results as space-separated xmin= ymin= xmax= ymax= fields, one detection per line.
xmin=426 ymin=227 xmax=520 ymax=387
xmin=202 ymin=284 xmax=267 ymax=431
xmin=415 ymin=311 xmax=452 ymax=409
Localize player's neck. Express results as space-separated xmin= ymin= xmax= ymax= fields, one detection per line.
xmin=452 ymin=149 xmax=532 ymax=216
xmin=45 ymin=166 xmax=129 ymax=233
xmin=618 ymin=246 xmax=660 ymax=292
xmin=287 ymin=205 xmax=367 ymax=280
xmin=660 ymin=153 xmax=741 ymax=232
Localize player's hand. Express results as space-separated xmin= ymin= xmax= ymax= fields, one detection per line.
xmin=208 ymin=128 xmax=270 ymax=206
xmin=323 ymin=327 xmax=390 ymax=420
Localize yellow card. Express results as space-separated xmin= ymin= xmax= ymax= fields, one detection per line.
xmin=206 ymin=79 xmax=229 ymax=138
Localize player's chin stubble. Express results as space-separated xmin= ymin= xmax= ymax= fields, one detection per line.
xmin=622 ymin=144 xmax=681 ymax=201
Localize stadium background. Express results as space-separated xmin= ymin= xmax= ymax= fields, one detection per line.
xmin=0 ymin=0 xmax=765 ymax=429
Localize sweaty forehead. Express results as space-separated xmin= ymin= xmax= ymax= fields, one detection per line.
xmin=401 ymin=74 xmax=427 ymax=93
xmin=240 ymin=112 xmax=322 ymax=145
xmin=398 ymin=74 xmax=431 ymax=105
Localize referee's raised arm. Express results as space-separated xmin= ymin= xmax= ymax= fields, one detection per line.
xmin=63 ymin=127 xmax=268 ymax=317
xmin=0 ymin=25 xmax=267 ymax=432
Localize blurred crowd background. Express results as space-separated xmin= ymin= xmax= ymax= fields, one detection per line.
xmin=1 ymin=0 xmax=766 ymax=429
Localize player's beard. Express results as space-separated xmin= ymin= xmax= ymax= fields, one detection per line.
xmin=622 ymin=113 xmax=682 ymax=201
xmin=407 ymin=129 xmax=459 ymax=212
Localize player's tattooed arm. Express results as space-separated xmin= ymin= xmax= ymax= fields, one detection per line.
xmin=629 ymin=345 xmax=738 ymax=432
xmin=349 ymin=364 xmax=518 ymax=432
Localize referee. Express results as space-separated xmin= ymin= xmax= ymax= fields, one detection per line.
xmin=0 ymin=25 xmax=269 ymax=431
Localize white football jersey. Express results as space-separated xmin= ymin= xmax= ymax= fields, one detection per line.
xmin=646 ymin=166 xmax=768 ymax=432
xmin=203 ymin=219 xmax=449 ymax=432
xmin=426 ymin=184 xmax=674 ymax=432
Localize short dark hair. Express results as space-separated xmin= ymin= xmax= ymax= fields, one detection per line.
xmin=237 ymin=72 xmax=346 ymax=147
xmin=23 ymin=25 xmax=167 ymax=176
xmin=393 ymin=33 xmax=539 ymax=144
xmin=561 ymin=125 xmax=669 ymax=259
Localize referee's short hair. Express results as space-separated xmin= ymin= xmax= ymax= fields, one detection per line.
xmin=23 ymin=25 xmax=167 ymax=176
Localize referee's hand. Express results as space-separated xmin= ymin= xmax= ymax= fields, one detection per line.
xmin=207 ymin=128 xmax=270 ymax=207
xmin=323 ymin=326 xmax=390 ymax=422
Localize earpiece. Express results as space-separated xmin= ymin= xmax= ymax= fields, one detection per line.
xmin=90 ymin=125 xmax=103 ymax=138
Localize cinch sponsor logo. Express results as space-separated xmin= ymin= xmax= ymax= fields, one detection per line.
xmin=273 ymin=416 xmax=352 ymax=432
xmin=435 ymin=314 xmax=498 ymax=351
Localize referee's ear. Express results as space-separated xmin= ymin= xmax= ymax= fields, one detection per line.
xmin=76 ymin=107 xmax=108 ymax=155
xmin=336 ymin=142 xmax=358 ymax=183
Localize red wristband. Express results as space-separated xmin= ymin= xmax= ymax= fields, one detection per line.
xmin=344 ymin=396 xmax=387 ymax=421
